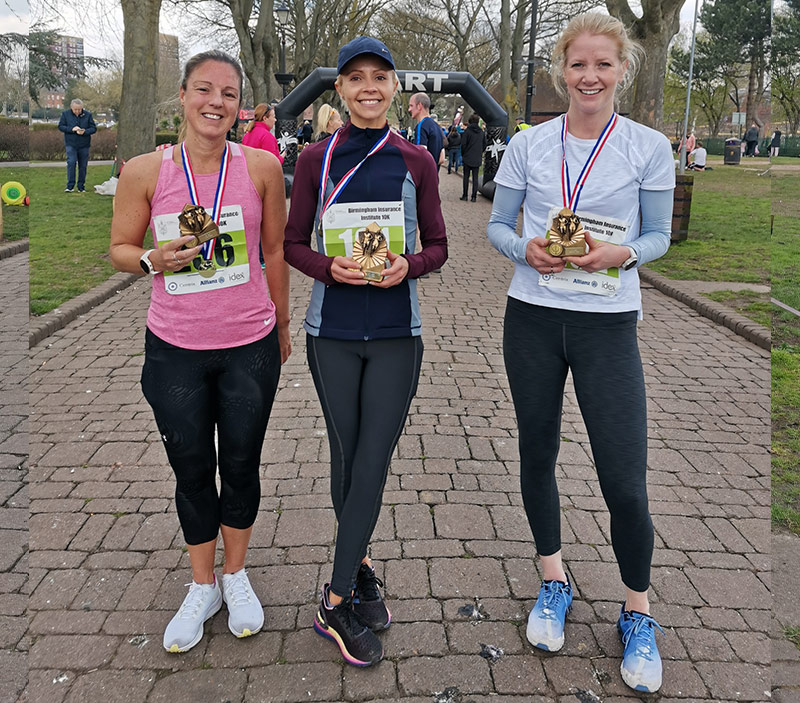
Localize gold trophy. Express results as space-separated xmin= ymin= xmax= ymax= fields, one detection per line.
xmin=178 ymin=203 xmax=220 ymax=249
xmin=546 ymin=208 xmax=587 ymax=257
xmin=352 ymin=222 xmax=388 ymax=282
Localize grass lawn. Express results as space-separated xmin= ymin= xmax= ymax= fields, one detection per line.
xmin=28 ymin=164 xmax=117 ymax=316
xmin=703 ymin=289 xmax=771 ymax=328
xmin=0 ymin=166 xmax=30 ymax=242
xmin=772 ymin=172 xmax=800 ymax=219
xmin=772 ymin=214 xmax=800 ymax=347
xmin=646 ymin=166 xmax=770 ymax=285
xmin=772 ymin=347 xmax=800 ymax=534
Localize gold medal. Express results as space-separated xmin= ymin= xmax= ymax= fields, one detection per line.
xmin=352 ymin=222 xmax=388 ymax=282
xmin=179 ymin=203 xmax=220 ymax=248
xmin=547 ymin=207 xmax=586 ymax=257
xmin=197 ymin=260 xmax=217 ymax=278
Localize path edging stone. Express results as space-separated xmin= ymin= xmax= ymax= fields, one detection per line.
xmin=0 ymin=239 xmax=29 ymax=260
xmin=29 ymin=271 xmax=139 ymax=348
xmin=639 ymin=267 xmax=771 ymax=351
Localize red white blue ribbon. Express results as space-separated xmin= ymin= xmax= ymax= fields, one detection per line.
xmin=561 ymin=112 xmax=617 ymax=212
xmin=319 ymin=127 xmax=391 ymax=219
xmin=181 ymin=141 xmax=230 ymax=261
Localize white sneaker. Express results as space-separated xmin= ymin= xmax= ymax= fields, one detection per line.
xmin=163 ymin=578 xmax=222 ymax=653
xmin=221 ymin=568 xmax=264 ymax=637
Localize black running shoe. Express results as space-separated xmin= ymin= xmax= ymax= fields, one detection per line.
xmin=353 ymin=563 xmax=391 ymax=631
xmin=313 ymin=584 xmax=383 ymax=666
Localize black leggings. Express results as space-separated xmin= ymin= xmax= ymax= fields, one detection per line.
xmin=307 ymin=334 xmax=423 ymax=596
xmin=462 ymin=165 xmax=480 ymax=198
xmin=141 ymin=328 xmax=281 ymax=545
xmin=503 ymin=297 xmax=653 ymax=592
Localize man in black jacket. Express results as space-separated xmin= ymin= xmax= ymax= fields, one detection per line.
xmin=743 ymin=123 xmax=759 ymax=157
xmin=459 ymin=114 xmax=485 ymax=202
xmin=58 ymin=99 xmax=97 ymax=192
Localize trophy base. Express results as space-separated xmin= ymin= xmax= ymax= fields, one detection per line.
xmin=548 ymin=244 xmax=586 ymax=258
xmin=363 ymin=268 xmax=383 ymax=282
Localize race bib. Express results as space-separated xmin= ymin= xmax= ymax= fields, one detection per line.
xmin=320 ymin=201 xmax=405 ymax=258
xmin=539 ymin=207 xmax=630 ymax=297
xmin=152 ymin=205 xmax=250 ymax=295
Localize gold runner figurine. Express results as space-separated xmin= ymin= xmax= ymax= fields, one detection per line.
xmin=547 ymin=208 xmax=587 ymax=257
xmin=178 ymin=203 xmax=220 ymax=248
xmin=352 ymin=222 xmax=388 ymax=282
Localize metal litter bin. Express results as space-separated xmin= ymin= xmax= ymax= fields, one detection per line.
xmin=724 ymin=138 xmax=741 ymax=165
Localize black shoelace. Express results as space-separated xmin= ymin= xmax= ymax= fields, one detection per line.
xmin=357 ymin=566 xmax=384 ymax=602
xmin=333 ymin=595 xmax=368 ymax=634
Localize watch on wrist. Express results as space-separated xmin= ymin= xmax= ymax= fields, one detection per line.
xmin=621 ymin=247 xmax=638 ymax=271
xmin=139 ymin=249 xmax=156 ymax=274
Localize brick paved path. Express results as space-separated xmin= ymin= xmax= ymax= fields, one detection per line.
xmin=773 ymin=533 xmax=800 ymax=703
xmin=26 ymin=174 xmax=771 ymax=702
xmin=0 ymin=252 xmax=29 ymax=701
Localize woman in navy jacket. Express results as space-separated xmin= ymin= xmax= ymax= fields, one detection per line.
xmin=284 ymin=36 xmax=446 ymax=668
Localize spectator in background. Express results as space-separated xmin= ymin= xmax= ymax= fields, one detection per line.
xmin=679 ymin=131 xmax=695 ymax=158
xmin=242 ymin=103 xmax=284 ymax=164
xmin=687 ymin=140 xmax=707 ymax=171
xmin=58 ymin=98 xmax=97 ymax=193
xmin=315 ymin=104 xmax=344 ymax=141
xmin=301 ymin=119 xmax=313 ymax=144
xmin=744 ymin=123 xmax=759 ymax=156
xmin=459 ymin=113 xmax=485 ymax=202
xmin=446 ymin=125 xmax=462 ymax=174
xmin=243 ymin=103 xmax=285 ymax=268
xmin=514 ymin=116 xmax=532 ymax=133
xmin=771 ymin=129 xmax=782 ymax=158
xmin=408 ymin=92 xmax=445 ymax=170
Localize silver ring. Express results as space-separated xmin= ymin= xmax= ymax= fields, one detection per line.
xmin=173 ymin=252 xmax=181 ymax=264
xmin=550 ymin=266 xmax=554 ymax=274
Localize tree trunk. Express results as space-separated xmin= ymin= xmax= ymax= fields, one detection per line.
xmin=231 ymin=0 xmax=275 ymax=106
xmin=745 ymin=41 xmax=764 ymax=128
xmin=118 ymin=0 xmax=162 ymax=160
xmin=606 ymin=0 xmax=683 ymax=129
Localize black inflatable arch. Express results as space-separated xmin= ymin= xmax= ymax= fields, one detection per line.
xmin=275 ymin=68 xmax=508 ymax=197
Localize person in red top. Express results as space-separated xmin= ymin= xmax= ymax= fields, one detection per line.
xmin=242 ymin=103 xmax=284 ymax=163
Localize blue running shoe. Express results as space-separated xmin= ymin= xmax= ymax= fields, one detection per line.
xmin=526 ymin=579 xmax=573 ymax=651
xmin=617 ymin=606 xmax=665 ymax=693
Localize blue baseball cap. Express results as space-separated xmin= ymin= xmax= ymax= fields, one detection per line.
xmin=337 ymin=37 xmax=395 ymax=74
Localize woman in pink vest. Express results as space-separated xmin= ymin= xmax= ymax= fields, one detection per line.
xmin=109 ymin=50 xmax=290 ymax=654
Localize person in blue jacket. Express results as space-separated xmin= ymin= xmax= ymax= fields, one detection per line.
xmin=58 ymin=98 xmax=97 ymax=193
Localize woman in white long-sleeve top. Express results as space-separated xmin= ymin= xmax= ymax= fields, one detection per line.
xmin=487 ymin=12 xmax=675 ymax=695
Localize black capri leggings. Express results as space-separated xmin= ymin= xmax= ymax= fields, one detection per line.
xmin=141 ymin=327 xmax=281 ymax=545
xmin=503 ymin=297 xmax=654 ymax=592
xmin=307 ymin=334 xmax=423 ymax=596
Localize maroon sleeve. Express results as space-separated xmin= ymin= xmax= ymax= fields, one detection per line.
xmin=283 ymin=144 xmax=335 ymax=284
xmin=398 ymin=138 xmax=448 ymax=279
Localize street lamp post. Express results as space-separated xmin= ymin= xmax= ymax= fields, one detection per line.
xmin=274 ymin=4 xmax=294 ymax=98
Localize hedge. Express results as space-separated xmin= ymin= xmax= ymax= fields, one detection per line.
xmin=0 ymin=122 xmax=29 ymax=161
xmin=29 ymin=127 xmax=118 ymax=160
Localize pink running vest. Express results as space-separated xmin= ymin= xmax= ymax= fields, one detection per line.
xmin=146 ymin=142 xmax=276 ymax=350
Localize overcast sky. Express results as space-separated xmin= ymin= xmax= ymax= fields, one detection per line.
xmin=7 ymin=0 xmax=702 ymax=64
